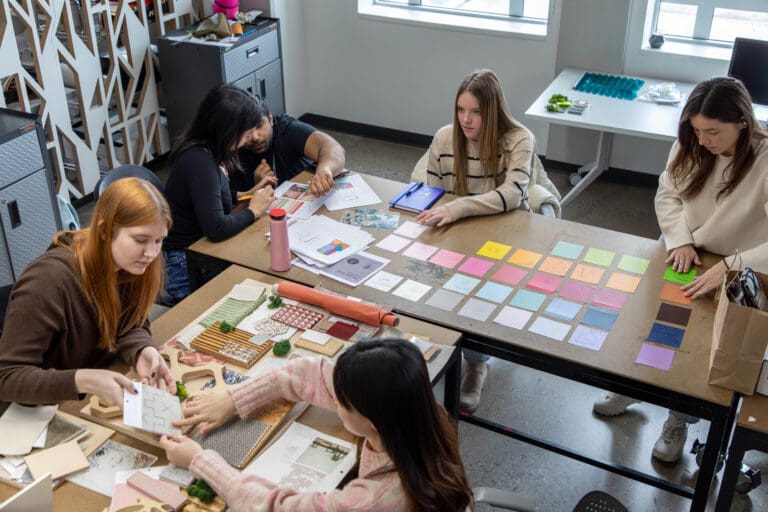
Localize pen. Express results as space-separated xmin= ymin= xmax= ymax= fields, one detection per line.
xmin=405 ymin=182 xmax=423 ymax=196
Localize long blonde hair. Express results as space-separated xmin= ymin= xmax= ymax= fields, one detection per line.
xmin=54 ymin=178 xmax=171 ymax=350
xmin=452 ymin=69 xmax=521 ymax=196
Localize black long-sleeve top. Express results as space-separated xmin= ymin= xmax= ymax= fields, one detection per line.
xmin=163 ymin=145 xmax=255 ymax=250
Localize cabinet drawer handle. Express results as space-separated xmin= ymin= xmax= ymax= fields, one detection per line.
xmin=8 ymin=200 xmax=21 ymax=229
xmin=246 ymin=46 xmax=260 ymax=58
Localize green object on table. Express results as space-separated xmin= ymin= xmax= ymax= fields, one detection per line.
xmin=175 ymin=381 xmax=189 ymax=401
xmin=187 ymin=479 xmax=216 ymax=503
xmin=546 ymin=93 xmax=571 ymax=113
xmin=219 ymin=321 xmax=234 ymax=333
xmin=273 ymin=339 xmax=291 ymax=357
xmin=267 ymin=294 xmax=284 ymax=309
xmin=200 ymin=293 xmax=266 ymax=328
xmin=617 ymin=255 xmax=650 ymax=275
xmin=664 ymin=265 xmax=697 ymax=284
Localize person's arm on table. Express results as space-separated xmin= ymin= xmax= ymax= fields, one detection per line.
xmin=305 ymin=131 xmax=345 ymax=196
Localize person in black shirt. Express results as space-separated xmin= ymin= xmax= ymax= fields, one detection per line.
xmin=162 ymin=85 xmax=277 ymax=304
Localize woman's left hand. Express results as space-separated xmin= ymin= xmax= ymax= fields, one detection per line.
xmin=415 ymin=206 xmax=454 ymax=227
xmin=135 ymin=347 xmax=176 ymax=393
xmin=159 ymin=434 xmax=203 ymax=469
xmin=681 ymin=259 xmax=727 ymax=299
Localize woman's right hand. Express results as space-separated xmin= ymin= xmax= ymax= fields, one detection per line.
xmin=173 ymin=392 xmax=237 ymax=436
xmin=74 ymin=369 xmax=137 ymax=407
xmin=248 ymin=185 xmax=276 ymax=217
xmin=665 ymin=244 xmax=702 ymax=273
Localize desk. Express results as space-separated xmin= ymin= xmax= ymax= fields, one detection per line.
xmin=0 ymin=264 xmax=459 ymax=511
xmin=714 ymin=393 xmax=768 ymax=511
xmin=525 ymin=68 xmax=696 ymax=208
xmin=186 ymin=171 xmax=735 ymax=510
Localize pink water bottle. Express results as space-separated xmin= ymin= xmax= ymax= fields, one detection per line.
xmin=212 ymin=0 xmax=239 ymax=20
xmin=270 ymin=208 xmax=291 ymax=272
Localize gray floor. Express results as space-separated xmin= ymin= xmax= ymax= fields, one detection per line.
xmin=79 ymin=130 xmax=767 ymax=511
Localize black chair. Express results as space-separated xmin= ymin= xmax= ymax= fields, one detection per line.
xmin=93 ymin=164 xmax=164 ymax=201
xmin=473 ymin=487 xmax=629 ymax=512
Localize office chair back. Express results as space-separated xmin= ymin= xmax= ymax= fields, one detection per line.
xmin=572 ymin=491 xmax=629 ymax=512
xmin=472 ymin=487 xmax=629 ymax=512
xmin=94 ymin=164 xmax=164 ymax=202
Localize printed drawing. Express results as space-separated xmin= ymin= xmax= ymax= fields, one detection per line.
xmin=278 ymin=437 xmax=351 ymax=489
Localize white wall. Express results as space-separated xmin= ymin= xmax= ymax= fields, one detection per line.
xmin=268 ymin=1 xmax=308 ymax=117
xmin=276 ymin=0 xmax=563 ymax=154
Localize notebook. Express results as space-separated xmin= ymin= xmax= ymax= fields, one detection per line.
xmin=389 ymin=182 xmax=445 ymax=213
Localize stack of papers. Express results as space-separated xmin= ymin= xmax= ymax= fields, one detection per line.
xmin=288 ymin=215 xmax=375 ymax=267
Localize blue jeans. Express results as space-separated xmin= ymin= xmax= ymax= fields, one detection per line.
xmin=163 ymin=249 xmax=191 ymax=305
xmin=464 ymin=349 xmax=490 ymax=364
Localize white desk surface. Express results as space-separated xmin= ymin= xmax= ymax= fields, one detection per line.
xmin=525 ymin=68 xmax=697 ymax=141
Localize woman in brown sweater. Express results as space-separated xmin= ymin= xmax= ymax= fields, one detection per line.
xmin=0 ymin=177 xmax=175 ymax=412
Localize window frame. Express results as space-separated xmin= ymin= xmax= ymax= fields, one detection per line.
xmin=374 ymin=0 xmax=548 ymax=27
xmin=650 ymin=0 xmax=768 ymax=46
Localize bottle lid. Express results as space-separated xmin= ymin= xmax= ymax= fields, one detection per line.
xmin=270 ymin=208 xmax=286 ymax=220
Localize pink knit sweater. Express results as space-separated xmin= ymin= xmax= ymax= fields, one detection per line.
xmin=189 ymin=358 xmax=407 ymax=511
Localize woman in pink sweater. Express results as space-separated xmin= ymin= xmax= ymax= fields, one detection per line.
xmin=160 ymin=338 xmax=473 ymax=511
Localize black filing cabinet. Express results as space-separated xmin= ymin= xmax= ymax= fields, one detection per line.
xmin=0 ymin=108 xmax=62 ymax=287
xmin=158 ymin=17 xmax=286 ymax=143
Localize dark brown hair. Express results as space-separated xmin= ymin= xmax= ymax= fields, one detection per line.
xmin=334 ymin=338 xmax=472 ymax=512
xmin=669 ymin=76 xmax=767 ymax=200
xmin=452 ymin=69 xmax=521 ymax=196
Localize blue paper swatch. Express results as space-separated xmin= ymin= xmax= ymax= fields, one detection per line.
xmin=581 ymin=306 xmax=619 ymax=330
xmin=647 ymin=322 xmax=685 ymax=348
xmin=544 ymin=298 xmax=582 ymax=321
xmin=551 ymin=241 xmax=585 ymax=260
xmin=476 ymin=282 xmax=514 ymax=304
xmin=510 ymin=289 xmax=547 ymax=312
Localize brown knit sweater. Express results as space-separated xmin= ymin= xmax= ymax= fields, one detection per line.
xmin=0 ymin=246 xmax=153 ymax=411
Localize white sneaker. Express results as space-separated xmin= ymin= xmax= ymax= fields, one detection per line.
xmin=460 ymin=362 xmax=488 ymax=413
xmin=652 ymin=414 xmax=688 ymax=463
xmin=592 ymin=393 xmax=640 ymax=416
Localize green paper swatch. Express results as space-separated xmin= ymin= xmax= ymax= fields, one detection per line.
xmin=663 ymin=265 xmax=697 ymax=284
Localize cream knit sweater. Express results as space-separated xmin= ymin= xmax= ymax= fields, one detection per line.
xmin=655 ymin=137 xmax=768 ymax=272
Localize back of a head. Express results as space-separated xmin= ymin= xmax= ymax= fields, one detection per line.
xmin=333 ymin=338 xmax=471 ymax=511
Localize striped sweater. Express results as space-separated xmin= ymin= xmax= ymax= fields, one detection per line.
xmin=189 ymin=357 xmax=405 ymax=511
xmin=426 ymin=124 xmax=538 ymax=220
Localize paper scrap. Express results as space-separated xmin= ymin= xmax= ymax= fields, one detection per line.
xmin=528 ymin=317 xmax=572 ymax=341
xmin=364 ymin=271 xmax=404 ymax=292
xmin=477 ymin=241 xmax=512 ymax=260
xmin=375 ymin=234 xmax=411 ymax=253
xmin=443 ymin=274 xmax=481 ymax=295
xmin=493 ymin=306 xmax=533 ymax=329
xmin=394 ymin=221 xmax=429 ymax=238
xmin=429 ymin=249 xmax=465 ymax=269
xmin=510 ymin=289 xmax=547 ymax=311
xmin=403 ymin=241 xmax=440 ymax=261
xmin=568 ymin=325 xmax=607 ymax=351
xmin=636 ymin=343 xmax=675 ymax=371
xmin=583 ymin=248 xmax=616 ymax=267
xmin=508 ymin=248 xmax=542 ymax=268
xmin=457 ymin=256 xmax=495 ymax=277
xmin=551 ymin=241 xmax=585 ymax=260
xmin=392 ymin=280 xmax=432 ymax=301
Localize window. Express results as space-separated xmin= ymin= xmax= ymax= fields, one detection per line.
xmin=375 ymin=0 xmax=550 ymax=24
xmin=652 ymin=1 xmax=768 ymax=44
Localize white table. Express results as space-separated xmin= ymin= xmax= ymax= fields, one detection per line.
xmin=525 ymin=68 xmax=696 ymax=208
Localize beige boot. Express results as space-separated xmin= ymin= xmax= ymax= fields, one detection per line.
xmin=460 ymin=362 xmax=488 ymax=413
xmin=652 ymin=414 xmax=688 ymax=463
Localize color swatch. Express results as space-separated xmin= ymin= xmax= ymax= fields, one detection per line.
xmin=568 ymin=325 xmax=607 ymax=351
xmin=426 ymin=289 xmax=464 ymax=311
xmin=476 ymin=282 xmax=514 ymax=304
xmin=664 ymin=265 xmax=697 ymax=284
xmin=508 ymin=249 xmax=542 ymax=268
xmin=592 ymin=289 xmax=627 ymax=311
xmin=660 ymin=281 xmax=692 ymax=305
xmin=606 ymin=272 xmax=641 ymax=293
xmin=403 ymin=241 xmax=439 ymax=261
xmin=656 ymin=303 xmax=692 ymax=327
xmin=510 ymin=289 xmax=547 ymax=311
xmin=584 ymin=248 xmax=615 ymax=267
xmin=493 ymin=306 xmax=533 ymax=330
xmin=477 ymin=241 xmax=512 ymax=260
xmin=458 ymin=298 xmax=497 ymax=321
xmin=560 ymin=281 xmax=596 ymax=303
xmin=551 ymin=241 xmax=584 ymax=260
xmin=571 ymin=264 xmax=604 ymax=285
xmin=647 ymin=322 xmax=685 ymax=348
xmin=526 ymin=273 xmax=562 ymax=294
xmin=429 ymin=249 xmax=465 ymax=269
xmin=443 ymin=274 xmax=481 ymax=295
xmin=528 ymin=317 xmax=572 ymax=341
xmin=458 ymin=256 xmax=495 ymax=277
xmin=636 ymin=343 xmax=675 ymax=371
xmin=618 ymin=255 xmax=650 ymax=275
xmin=581 ymin=306 xmax=619 ymax=330
xmin=544 ymin=298 xmax=582 ymax=321
xmin=491 ymin=265 xmax=528 ymax=286
xmin=539 ymin=256 xmax=573 ymax=276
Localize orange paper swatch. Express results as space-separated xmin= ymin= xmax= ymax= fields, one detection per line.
xmin=539 ymin=256 xmax=573 ymax=276
xmin=660 ymin=281 xmax=692 ymax=305
xmin=571 ymin=264 xmax=604 ymax=284
xmin=508 ymin=249 xmax=542 ymax=268
xmin=606 ymin=272 xmax=642 ymax=293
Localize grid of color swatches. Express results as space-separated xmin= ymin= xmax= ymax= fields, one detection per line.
xmin=368 ymin=223 xmax=652 ymax=354
xmin=635 ymin=265 xmax=696 ymax=371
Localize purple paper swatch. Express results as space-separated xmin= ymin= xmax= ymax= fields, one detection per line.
xmin=636 ymin=343 xmax=675 ymax=371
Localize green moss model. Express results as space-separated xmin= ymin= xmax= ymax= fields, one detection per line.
xmin=175 ymin=381 xmax=189 ymax=402
xmin=267 ymin=294 xmax=284 ymax=309
xmin=187 ymin=479 xmax=216 ymax=503
xmin=219 ymin=321 xmax=234 ymax=333
xmin=273 ymin=339 xmax=291 ymax=357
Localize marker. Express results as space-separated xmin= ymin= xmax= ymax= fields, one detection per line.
xmin=405 ymin=182 xmax=423 ymax=196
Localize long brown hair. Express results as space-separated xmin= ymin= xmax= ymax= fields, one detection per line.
xmin=452 ymin=69 xmax=521 ymax=196
xmin=333 ymin=338 xmax=472 ymax=511
xmin=54 ymin=178 xmax=171 ymax=350
xmin=669 ymin=76 xmax=768 ymax=200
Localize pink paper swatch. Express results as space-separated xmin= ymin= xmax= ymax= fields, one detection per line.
xmin=636 ymin=342 xmax=675 ymax=371
xmin=403 ymin=241 xmax=439 ymax=261
xmin=458 ymin=257 xmax=495 ymax=277
xmin=491 ymin=265 xmax=528 ymax=286
xmin=560 ymin=281 xmax=596 ymax=303
xmin=525 ymin=273 xmax=562 ymax=294
xmin=429 ymin=249 xmax=465 ymax=269
xmin=592 ymin=288 xmax=628 ymax=311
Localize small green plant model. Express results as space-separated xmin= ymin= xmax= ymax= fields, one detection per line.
xmin=175 ymin=381 xmax=189 ymax=402
xmin=219 ymin=321 xmax=234 ymax=333
xmin=272 ymin=339 xmax=291 ymax=357
xmin=187 ymin=479 xmax=216 ymax=503
xmin=546 ymin=93 xmax=572 ymax=112
xmin=267 ymin=294 xmax=284 ymax=309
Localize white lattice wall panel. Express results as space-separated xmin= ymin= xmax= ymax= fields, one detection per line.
xmin=0 ymin=0 xmax=197 ymax=199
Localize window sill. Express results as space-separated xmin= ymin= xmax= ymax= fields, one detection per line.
xmin=640 ymin=38 xmax=731 ymax=63
xmin=357 ymin=0 xmax=548 ymax=40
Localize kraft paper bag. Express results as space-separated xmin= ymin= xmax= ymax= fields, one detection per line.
xmin=708 ymin=270 xmax=768 ymax=394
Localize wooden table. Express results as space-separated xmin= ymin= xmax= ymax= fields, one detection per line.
xmin=0 ymin=264 xmax=459 ymax=511
xmin=714 ymin=393 xmax=768 ymax=511
xmin=185 ymin=172 xmax=736 ymax=511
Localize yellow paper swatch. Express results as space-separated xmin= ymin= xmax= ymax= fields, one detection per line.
xmin=508 ymin=249 xmax=542 ymax=268
xmin=477 ymin=241 xmax=513 ymax=260
xmin=538 ymin=256 xmax=573 ymax=276
xmin=606 ymin=272 xmax=642 ymax=293
xmin=570 ymin=264 xmax=604 ymax=284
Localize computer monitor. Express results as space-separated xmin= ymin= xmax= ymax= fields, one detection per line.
xmin=728 ymin=37 xmax=768 ymax=106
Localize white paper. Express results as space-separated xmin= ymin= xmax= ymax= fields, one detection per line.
xmin=375 ymin=234 xmax=411 ymax=253
xmin=269 ymin=181 xmax=326 ymax=219
xmin=364 ymin=271 xmax=404 ymax=292
xmin=229 ymin=283 xmax=266 ymax=302
xmin=242 ymin=422 xmax=356 ymax=493
xmin=123 ymin=384 xmax=182 ymax=436
xmin=32 ymin=426 xmax=48 ymax=449
xmin=394 ymin=221 xmax=429 ymax=238
xmin=323 ymin=174 xmax=382 ymax=211
xmin=293 ymin=251 xmax=390 ymax=287
xmin=288 ymin=215 xmax=375 ymax=266
xmin=392 ymin=280 xmax=432 ymax=301
xmin=0 ymin=404 xmax=58 ymax=456
xmin=301 ymin=330 xmax=331 ymax=346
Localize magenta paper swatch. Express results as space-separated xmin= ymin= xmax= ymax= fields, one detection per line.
xmin=525 ymin=273 xmax=562 ymax=294
xmin=636 ymin=343 xmax=675 ymax=371
xmin=592 ymin=288 xmax=627 ymax=311
xmin=402 ymin=241 xmax=439 ymax=261
xmin=560 ymin=281 xmax=596 ymax=303
xmin=458 ymin=257 xmax=495 ymax=277
xmin=429 ymin=249 xmax=465 ymax=269
xmin=491 ymin=265 xmax=528 ymax=286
